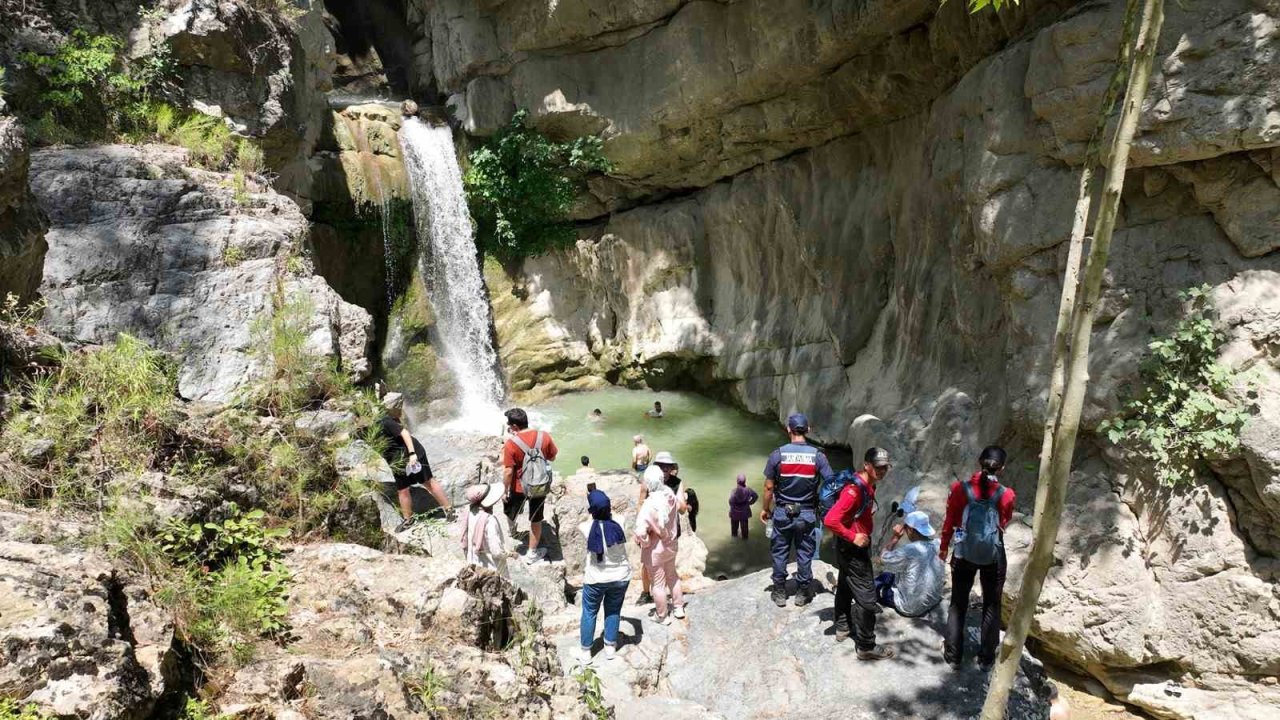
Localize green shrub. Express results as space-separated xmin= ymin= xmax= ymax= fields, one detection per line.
xmin=235 ymin=140 xmax=265 ymax=175
xmin=0 ymin=334 xmax=177 ymax=505
xmin=1099 ymin=285 xmax=1255 ymax=486
xmin=18 ymin=29 xmax=173 ymax=143
xmin=176 ymin=698 xmax=221 ymax=720
xmin=0 ymin=698 xmax=49 ymax=720
xmin=463 ymin=109 xmax=610 ymax=262
xmin=573 ymin=666 xmax=610 ymax=720
xmin=406 ymin=665 xmax=448 ymax=714
xmin=170 ymin=113 xmax=235 ymax=169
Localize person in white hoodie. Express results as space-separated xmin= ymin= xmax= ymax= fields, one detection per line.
xmin=457 ymin=483 xmax=507 ymax=574
xmin=576 ymin=489 xmax=632 ymax=665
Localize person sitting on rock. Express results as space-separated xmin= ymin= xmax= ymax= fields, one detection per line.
xmin=729 ymin=474 xmax=759 ymax=540
xmin=631 ymin=434 xmax=652 ymax=473
xmin=874 ymin=510 xmax=944 ymax=618
xmin=576 ymin=489 xmax=632 ymax=665
xmin=457 ymin=483 xmax=506 ymax=573
xmin=635 ymin=466 xmax=685 ymax=624
xmin=378 ymin=391 xmax=453 ymax=531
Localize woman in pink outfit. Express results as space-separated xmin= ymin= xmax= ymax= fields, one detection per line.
xmin=634 ymin=466 xmax=686 ymax=623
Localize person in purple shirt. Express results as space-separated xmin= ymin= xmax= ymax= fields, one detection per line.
xmin=728 ymin=474 xmax=758 ymax=540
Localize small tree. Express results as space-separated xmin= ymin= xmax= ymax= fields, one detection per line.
xmin=463 ymin=109 xmax=610 ymax=262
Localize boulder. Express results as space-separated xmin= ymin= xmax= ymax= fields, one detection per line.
xmin=29 ymin=144 xmax=373 ymax=404
xmin=0 ymin=533 xmax=175 ymax=719
xmin=214 ymin=542 xmax=588 ymax=719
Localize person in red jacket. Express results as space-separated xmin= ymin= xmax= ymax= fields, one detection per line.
xmin=939 ymin=445 xmax=1017 ymax=670
xmin=823 ymin=447 xmax=895 ymax=661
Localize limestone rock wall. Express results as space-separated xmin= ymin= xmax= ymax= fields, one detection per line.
xmin=415 ymin=1 xmax=1280 ymax=717
xmin=30 ymin=144 xmax=372 ymax=403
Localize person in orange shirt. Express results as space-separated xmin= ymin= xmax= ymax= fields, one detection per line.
xmin=501 ymin=408 xmax=559 ymax=563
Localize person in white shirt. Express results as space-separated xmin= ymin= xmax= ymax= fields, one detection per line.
xmin=576 ymin=489 xmax=632 ymax=665
xmin=876 ymin=510 xmax=944 ymax=618
xmin=457 ymin=483 xmax=507 ymax=574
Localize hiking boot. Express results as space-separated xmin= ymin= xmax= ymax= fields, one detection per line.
xmin=793 ymin=585 xmax=814 ymax=607
xmin=833 ymin=627 xmax=850 ymax=643
xmin=770 ymin=587 xmax=787 ymax=607
xmin=637 ymin=591 xmax=654 ymax=605
xmin=857 ymin=646 xmax=896 ymax=661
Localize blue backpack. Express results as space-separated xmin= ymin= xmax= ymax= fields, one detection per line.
xmin=957 ymin=482 xmax=1006 ymax=565
xmin=818 ymin=470 xmax=871 ymax=519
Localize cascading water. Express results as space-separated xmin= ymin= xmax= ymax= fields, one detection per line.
xmin=399 ymin=118 xmax=506 ymax=430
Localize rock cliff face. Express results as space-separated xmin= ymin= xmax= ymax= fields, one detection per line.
xmin=405 ymin=0 xmax=1280 ymax=717
xmin=30 ymin=144 xmax=372 ymax=403
xmin=0 ymin=116 xmax=48 ymax=302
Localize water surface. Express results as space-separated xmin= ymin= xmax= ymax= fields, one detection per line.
xmin=535 ymin=388 xmax=850 ymax=577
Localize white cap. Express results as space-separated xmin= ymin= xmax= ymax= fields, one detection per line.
xmin=904 ymin=510 xmax=935 ymax=538
xmin=654 ymin=451 xmax=677 ymax=465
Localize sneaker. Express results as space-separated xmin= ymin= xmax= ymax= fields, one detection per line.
xmin=573 ymin=646 xmax=593 ymax=665
xmin=394 ymin=517 xmax=416 ymax=533
xmin=603 ymin=645 xmax=617 ymax=660
xmin=793 ymin=585 xmax=814 ymax=607
xmin=673 ymin=606 xmax=686 ymax=620
xmin=524 ymin=547 xmax=548 ymax=564
xmin=770 ymin=587 xmax=787 ymax=607
xmin=637 ymin=591 xmax=654 ymax=605
xmin=658 ymin=614 xmax=672 ymax=626
xmin=857 ymin=646 xmax=896 ymax=661
xmin=833 ymin=627 xmax=850 ymax=643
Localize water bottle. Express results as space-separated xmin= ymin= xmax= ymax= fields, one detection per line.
xmin=764 ymin=518 xmax=774 ymax=539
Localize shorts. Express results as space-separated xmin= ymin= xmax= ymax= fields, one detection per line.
xmin=634 ymin=462 xmax=649 ymax=473
xmin=393 ymin=463 xmax=433 ymax=491
xmin=505 ymin=491 xmax=546 ymax=523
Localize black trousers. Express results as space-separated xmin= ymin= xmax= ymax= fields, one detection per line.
xmin=834 ymin=539 xmax=880 ymax=651
xmin=944 ymin=545 xmax=1007 ymax=665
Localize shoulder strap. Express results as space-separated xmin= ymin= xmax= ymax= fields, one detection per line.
xmin=509 ymin=431 xmax=533 ymax=454
xmin=963 ymin=479 xmax=980 ymax=504
xmin=849 ymin=475 xmax=871 ymax=519
xmin=534 ymin=431 xmax=544 ymax=454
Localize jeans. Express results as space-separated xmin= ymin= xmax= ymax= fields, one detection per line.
xmin=580 ymin=579 xmax=630 ymax=649
xmin=874 ymin=571 xmax=896 ymax=607
xmin=834 ymin=539 xmax=880 ymax=651
xmin=944 ymin=545 xmax=1007 ymax=665
xmin=730 ymin=517 xmax=749 ymax=538
xmin=770 ymin=506 xmax=818 ymax=588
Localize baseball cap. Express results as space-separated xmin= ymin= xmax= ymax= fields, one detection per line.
xmin=864 ymin=447 xmax=891 ymax=468
xmin=786 ymin=413 xmax=809 ymax=431
xmin=654 ymin=451 xmax=677 ymax=465
xmin=904 ymin=510 xmax=935 ymax=537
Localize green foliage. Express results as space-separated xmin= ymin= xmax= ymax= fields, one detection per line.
xmin=235 ymin=139 xmax=266 ymax=175
xmin=406 ymin=665 xmax=448 ymax=714
xmin=573 ymin=666 xmax=611 ymax=720
xmin=1099 ymin=285 xmax=1255 ymax=486
xmin=169 ymin=113 xmax=235 ymax=169
xmin=0 ymin=66 xmax=7 ymax=105
xmin=0 ymin=334 xmax=177 ymax=505
xmin=0 ymin=293 xmax=45 ymax=327
xmin=0 ymin=698 xmax=50 ymax=720
xmin=18 ymin=29 xmax=173 ymax=143
xmin=941 ymin=0 xmax=1022 ymax=11
xmin=176 ymin=698 xmax=222 ymax=720
xmin=222 ymin=245 xmax=246 ymax=266
xmin=463 ymin=109 xmax=610 ymax=261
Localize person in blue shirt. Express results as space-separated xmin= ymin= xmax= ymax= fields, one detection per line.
xmin=761 ymin=412 xmax=834 ymax=607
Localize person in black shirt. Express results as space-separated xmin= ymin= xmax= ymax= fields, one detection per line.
xmin=685 ymin=487 xmax=700 ymax=533
xmin=379 ymin=392 xmax=452 ymax=527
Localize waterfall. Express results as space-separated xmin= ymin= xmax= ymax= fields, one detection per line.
xmin=399 ymin=118 xmax=506 ymax=430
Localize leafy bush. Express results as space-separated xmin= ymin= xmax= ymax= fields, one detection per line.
xmin=573 ymin=666 xmax=611 ymax=720
xmin=1 ymin=334 xmax=177 ymax=504
xmin=0 ymin=698 xmax=49 ymax=720
xmin=463 ymin=109 xmax=610 ymax=261
xmin=1099 ymin=285 xmax=1255 ymax=486
xmin=18 ymin=30 xmax=173 ymax=143
xmin=169 ymin=113 xmax=235 ymax=169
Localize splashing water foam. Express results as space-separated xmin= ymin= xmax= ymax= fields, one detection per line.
xmin=399 ymin=119 xmax=506 ymax=433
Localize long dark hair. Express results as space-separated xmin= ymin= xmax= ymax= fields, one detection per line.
xmin=978 ymin=446 xmax=1007 ymax=492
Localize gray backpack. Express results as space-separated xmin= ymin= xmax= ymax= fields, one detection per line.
xmin=509 ymin=431 xmax=553 ymax=499
xmin=957 ymin=482 xmax=1005 ymax=565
